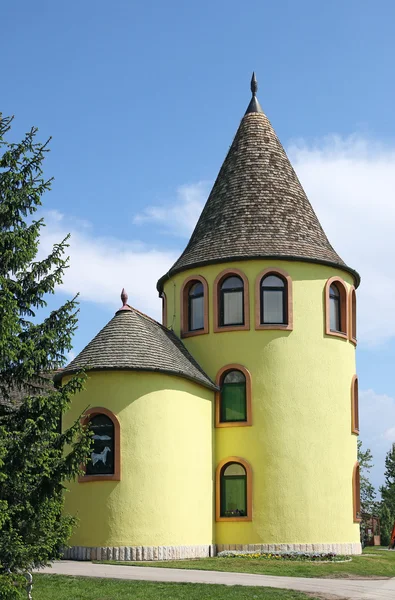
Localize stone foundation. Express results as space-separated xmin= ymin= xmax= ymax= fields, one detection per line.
xmin=62 ymin=544 xmax=215 ymax=561
xmin=217 ymin=542 xmax=362 ymax=555
xmin=62 ymin=541 xmax=361 ymax=560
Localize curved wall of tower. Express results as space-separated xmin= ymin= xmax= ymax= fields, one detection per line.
xmin=63 ymin=370 xmax=214 ymax=558
xmin=164 ymin=258 xmax=361 ymax=554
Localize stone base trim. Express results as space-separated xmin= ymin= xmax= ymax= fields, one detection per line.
xmin=62 ymin=541 xmax=362 ymax=561
xmin=62 ymin=544 xmax=216 ymax=561
xmin=216 ymin=542 xmax=362 ymax=555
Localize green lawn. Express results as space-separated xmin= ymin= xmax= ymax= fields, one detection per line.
xmin=97 ymin=546 xmax=395 ymax=579
xmin=33 ymin=575 xmax=323 ymax=600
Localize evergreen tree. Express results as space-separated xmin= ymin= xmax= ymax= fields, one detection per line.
xmin=380 ymin=443 xmax=395 ymax=511
xmin=0 ymin=115 xmax=91 ymax=598
xmin=379 ymin=443 xmax=395 ymax=548
xmin=357 ymin=440 xmax=377 ymax=515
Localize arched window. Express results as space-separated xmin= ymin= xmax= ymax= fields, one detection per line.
xmin=79 ymin=408 xmax=120 ymax=482
xmin=325 ymin=277 xmax=348 ymax=338
xmin=180 ymin=276 xmax=209 ymax=338
xmin=351 ymin=375 xmax=359 ymax=435
xmin=255 ymin=268 xmax=293 ymax=330
xmin=216 ymin=457 xmax=252 ymax=521
xmin=329 ymin=284 xmax=341 ymax=331
xmin=353 ymin=462 xmax=361 ymax=522
xmin=261 ymin=274 xmax=286 ymax=324
xmin=349 ymin=287 xmax=357 ymax=344
xmin=86 ymin=414 xmax=114 ymax=475
xmin=189 ymin=282 xmax=204 ymax=331
xmin=214 ymin=269 xmax=250 ymax=332
xmin=215 ymin=364 xmax=252 ymax=427
xmin=220 ymin=276 xmax=244 ymax=326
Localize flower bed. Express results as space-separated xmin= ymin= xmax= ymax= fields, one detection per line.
xmin=217 ymin=550 xmax=351 ymax=562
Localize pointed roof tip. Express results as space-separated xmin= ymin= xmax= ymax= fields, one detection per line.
xmin=117 ymin=288 xmax=132 ymax=313
xmin=245 ymin=71 xmax=263 ymax=115
xmin=251 ymin=71 xmax=258 ymax=95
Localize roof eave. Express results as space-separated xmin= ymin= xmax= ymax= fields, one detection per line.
xmin=157 ymin=254 xmax=361 ymax=294
xmin=54 ymin=365 xmax=218 ymax=392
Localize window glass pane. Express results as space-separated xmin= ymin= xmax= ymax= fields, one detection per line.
xmin=221 ymin=381 xmax=246 ymax=422
xmin=263 ymin=290 xmax=284 ymax=324
xmin=223 ymin=290 xmax=243 ymax=325
xmin=190 ymin=295 xmax=204 ymax=330
xmin=262 ymin=275 xmax=284 ymax=288
xmin=223 ymin=370 xmax=245 ymax=384
xmin=221 ymin=276 xmax=243 ymax=290
xmin=330 ymin=297 xmax=340 ymax=331
xmin=221 ymin=469 xmax=247 ymax=517
xmin=224 ymin=463 xmax=246 ymax=477
xmin=330 ymin=284 xmax=339 ymax=298
xmin=86 ymin=414 xmax=114 ymax=475
xmin=189 ymin=282 xmax=203 ymax=297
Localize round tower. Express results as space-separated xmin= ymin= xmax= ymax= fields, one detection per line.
xmin=157 ymin=74 xmax=361 ymax=554
xmin=60 ymin=293 xmax=216 ymax=560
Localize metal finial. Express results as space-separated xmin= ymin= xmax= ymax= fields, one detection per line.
xmin=121 ymin=288 xmax=128 ymax=306
xmin=251 ymin=72 xmax=258 ymax=96
xmin=117 ymin=288 xmax=132 ymax=313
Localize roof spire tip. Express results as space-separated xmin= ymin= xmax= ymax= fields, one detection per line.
xmin=117 ymin=288 xmax=132 ymax=313
xmin=251 ymin=72 xmax=258 ymax=96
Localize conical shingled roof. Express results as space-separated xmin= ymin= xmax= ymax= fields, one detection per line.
xmin=55 ymin=307 xmax=216 ymax=391
xmin=158 ymin=80 xmax=359 ymax=291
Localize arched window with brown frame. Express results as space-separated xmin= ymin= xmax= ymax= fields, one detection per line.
xmin=215 ymin=457 xmax=252 ymax=522
xmin=351 ymin=375 xmax=359 ymax=435
xmin=349 ymin=287 xmax=357 ymax=344
xmin=214 ymin=269 xmax=250 ymax=332
xmin=215 ymin=364 xmax=252 ymax=427
xmin=180 ymin=275 xmax=209 ymax=338
xmin=79 ymin=407 xmax=121 ymax=482
xmin=324 ymin=277 xmax=348 ymax=339
xmin=255 ymin=268 xmax=293 ymax=330
xmin=353 ymin=462 xmax=361 ymax=522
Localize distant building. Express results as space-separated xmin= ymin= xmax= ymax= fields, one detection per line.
xmin=59 ymin=74 xmax=361 ymax=560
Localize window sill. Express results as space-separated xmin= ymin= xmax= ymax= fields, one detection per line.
xmin=181 ymin=328 xmax=208 ymax=339
xmin=216 ymin=420 xmax=252 ymax=428
xmin=256 ymin=323 xmax=292 ymax=331
xmin=216 ymin=516 xmax=252 ymax=522
xmin=214 ymin=324 xmax=249 ymax=333
xmin=350 ymin=337 xmax=357 ymax=347
xmin=352 ymin=428 xmax=360 ymax=436
xmin=78 ymin=474 xmax=120 ymax=483
xmin=326 ymin=329 xmax=348 ymax=340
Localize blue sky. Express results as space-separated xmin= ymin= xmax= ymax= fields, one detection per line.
xmin=2 ymin=1 xmax=395 ymax=490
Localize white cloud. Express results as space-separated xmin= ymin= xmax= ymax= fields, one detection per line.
xmin=133 ymin=181 xmax=209 ymax=237
xmin=360 ymin=388 xmax=395 ymax=491
xmin=38 ymin=211 xmax=177 ymax=321
xmin=288 ymin=135 xmax=395 ymax=347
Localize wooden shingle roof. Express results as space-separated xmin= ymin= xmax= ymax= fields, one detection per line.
xmin=55 ymin=306 xmax=216 ymax=391
xmin=157 ymin=79 xmax=359 ymax=292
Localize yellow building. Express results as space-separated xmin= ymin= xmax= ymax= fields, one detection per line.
xmin=60 ymin=74 xmax=362 ymax=560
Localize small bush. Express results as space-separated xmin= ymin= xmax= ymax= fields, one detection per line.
xmin=217 ymin=550 xmax=351 ymax=562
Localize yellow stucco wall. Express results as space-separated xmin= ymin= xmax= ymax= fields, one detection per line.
xmin=163 ymin=259 xmax=359 ymax=546
xmin=63 ymin=371 xmax=214 ymax=548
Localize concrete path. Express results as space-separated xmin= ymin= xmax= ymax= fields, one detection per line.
xmin=38 ymin=560 xmax=395 ymax=600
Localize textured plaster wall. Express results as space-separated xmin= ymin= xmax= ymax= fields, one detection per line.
xmin=63 ymin=371 xmax=214 ymax=548
xmin=164 ymin=259 xmax=359 ymax=546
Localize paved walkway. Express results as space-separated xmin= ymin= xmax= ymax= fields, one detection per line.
xmin=38 ymin=560 xmax=395 ymax=600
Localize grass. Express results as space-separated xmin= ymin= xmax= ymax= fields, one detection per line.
xmin=97 ymin=546 xmax=395 ymax=579
xmin=33 ymin=575 xmax=324 ymax=600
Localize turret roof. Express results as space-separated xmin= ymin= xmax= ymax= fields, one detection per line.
xmin=157 ymin=75 xmax=359 ymax=292
xmin=55 ymin=303 xmax=216 ymax=391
